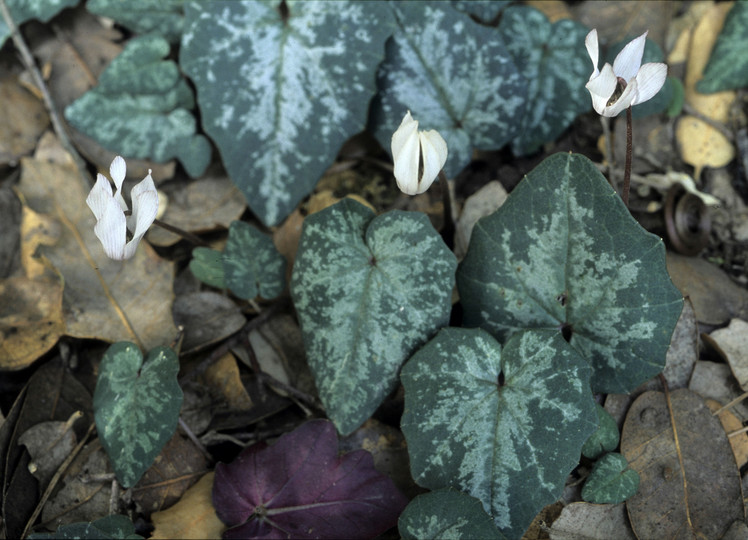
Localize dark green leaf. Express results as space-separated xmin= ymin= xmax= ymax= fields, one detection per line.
xmin=189 ymin=247 xmax=226 ymax=289
xmin=371 ymin=1 xmax=527 ymax=178
xmin=401 ymin=327 xmax=598 ymax=539
xmin=399 ymin=489 xmax=507 ymax=540
xmin=0 ymin=0 xmax=78 ymax=48
xmin=582 ymin=404 xmax=620 ymax=459
xmin=65 ymin=35 xmax=211 ymax=177
xmin=582 ymin=452 xmax=640 ymax=504
xmin=457 ymin=153 xmax=683 ymax=393
xmin=86 ymin=0 xmax=184 ymax=43
xmin=28 ymin=515 xmax=142 ymax=539
xmin=497 ymin=6 xmax=590 ymax=154
xmin=451 ymin=0 xmax=510 ymax=24
xmin=291 ymin=199 xmax=456 ymax=435
xmin=696 ymin=1 xmax=748 ymax=93
xmin=180 ymin=0 xmax=394 ymax=226
xmin=93 ymin=342 xmax=183 ymax=488
xmin=222 ymin=221 xmax=286 ymax=300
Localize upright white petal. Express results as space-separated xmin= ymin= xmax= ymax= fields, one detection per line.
xmin=632 ymin=62 xmax=668 ymax=105
xmin=613 ymin=31 xmax=647 ymax=82
xmin=109 ymin=156 xmax=128 ymax=211
xmin=392 ymin=111 xmax=422 ymax=195
xmin=93 ymin=196 xmax=127 ymax=259
xmin=127 ymin=170 xmax=159 ymax=236
xmin=86 ymin=174 xmax=115 ymax=221
xmin=418 ymin=130 xmax=448 ymax=194
xmin=585 ymin=29 xmax=600 ymax=79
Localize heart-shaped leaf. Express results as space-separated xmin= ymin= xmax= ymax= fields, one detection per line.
xmin=223 ymin=221 xmax=286 ymax=300
xmin=213 ymin=419 xmax=407 ymax=539
xmin=180 ymin=1 xmax=394 ymax=226
xmin=496 ymin=6 xmax=590 ymax=154
xmin=189 ymin=247 xmax=226 ymax=290
xmin=581 ymin=452 xmax=640 ymax=504
xmin=371 ymin=1 xmax=527 ymax=178
xmin=93 ymin=342 xmax=183 ymax=488
xmin=65 ymin=35 xmax=211 ymax=177
xmin=290 ymin=198 xmax=456 ymax=435
xmin=457 ymin=152 xmax=683 ymax=393
xmin=582 ymin=404 xmax=620 ymax=459
xmin=401 ymin=327 xmax=598 ymax=539
xmin=696 ymin=1 xmax=748 ymax=93
xmin=399 ymin=489 xmax=507 ymax=540
xmin=86 ymin=0 xmax=184 ymax=43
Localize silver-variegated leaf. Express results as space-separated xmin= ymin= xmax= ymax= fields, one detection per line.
xmin=290 ymin=198 xmax=456 ymax=435
xmin=180 ymin=0 xmax=394 ymax=226
xmin=401 ymin=327 xmax=598 ymax=539
xmin=371 ymin=1 xmax=527 ymax=178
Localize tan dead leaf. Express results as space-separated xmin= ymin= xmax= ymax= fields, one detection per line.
xmin=676 ymin=116 xmax=735 ymax=181
xmin=666 ymin=1 xmax=714 ymax=62
xmin=454 ymin=181 xmax=507 ymax=260
xmin=524 ymin=501 xmax=564 ymax=540
xmin=706 ymin=399 xmax=748 ymax=469
xmin=173 ymin=292 xmax=245 ymax=353
xmin=621 ymin=390 xmax=743 ymax=539
xmin=690 ymin=361 xmax=748 ymax=422
xmin=0 ymin=75 xmax=49 ymax=165
xmin=705 ymin=319 xmax=748 ymax=391
xmin=15 ymin=154 xmax=177 ymax=349
xmin=571 ymin=1 xmax=675 ymax=46
xmin=524 ymin=0 xmax=571 ymax=22
xmin=274 ymin=208 xmax=305 ymax=276
xmin=132 ymin=434 xmax=209 ymax=516
xmin=549 ymin=502 xmax=636 ymax=540
xmin=202 ymin=353 xmax=253 ymax=412
xmin=150 ymin=472 xmax=225 ymax=540
xmin=18 ymin=412 xmax=82 ymax=492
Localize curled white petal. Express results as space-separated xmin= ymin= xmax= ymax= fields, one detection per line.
xmin=391 ymin=111 xmax=448 ymax=195
xmin=612 ymin=31 xmax=647 ymax=83
xmin=585 ymin=29 xmax=600 ymax=79
xmin=418 ymin=130 xmax=448 ymax=195
xmin=632 ymin=62 xmax=668 ymax=105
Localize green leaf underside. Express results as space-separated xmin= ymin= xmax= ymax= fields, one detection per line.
xmin=64 ymin=35 xmax=210 ymax=177
xmin=372 ymin=1 xmax=526 ymax=178
xmin=581 ymin=452 xmax=640 ymax=504
xmin=180 ymin=0 xmax=394 ymax=226
xmin=457 ymin=152 xmax=683 ymax=393
xmin=290 ymin=199 xmax=456 ymax=435
xmin=582 ymin=403 xmax=620 ymax=459
xmin=399 ymin=489 xmax=507 ymax=540
xmin=86 ymin=0 xmax=185 ymax=44
xmin=401 ymin=327 xmax=598 ymax=539
xmin=189 ymin=247 xmax=226 ymax=290
xmin=497 ymin=6 xmax=590 ymax=155
xmin=696 ymin=1 xmax=748 ymax=93
xmin=222 ymin=221 xmax=286 ymax=300
xmin=93 ymin=342 xmax=183 ymax=488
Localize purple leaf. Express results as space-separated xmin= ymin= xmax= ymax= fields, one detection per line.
xmin=213 ymin=419 xmax=408 ymax=539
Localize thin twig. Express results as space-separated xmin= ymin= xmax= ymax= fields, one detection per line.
xmin=0 ymin=0 xmax=87 ymax=175
xmin=711 ymin=390 xmax=748 ymax=417
xmin=179 ymin=417 xmax=213 ymax=462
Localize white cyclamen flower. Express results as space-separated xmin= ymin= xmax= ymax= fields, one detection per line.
xmin=86 ymin=156 xmax=158 ymax=260
xmin=391 ymin=110 xmax=448 ymax=195
xmin=585 ymin=29 xmax=667 ymax=117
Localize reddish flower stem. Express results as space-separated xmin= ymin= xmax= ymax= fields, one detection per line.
xmin=622 ymin=106 xmax=633 ymax=207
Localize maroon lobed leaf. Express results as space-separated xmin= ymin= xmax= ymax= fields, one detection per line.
xmin=213 ymin=419 xmax=408 ymax=539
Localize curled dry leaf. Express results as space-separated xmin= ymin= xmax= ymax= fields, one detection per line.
xmin=705 ymin=318 xmax=748 ymax=391
xmin=150 ymin=472 xmax=225 ymax=540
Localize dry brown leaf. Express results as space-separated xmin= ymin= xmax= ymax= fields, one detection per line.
xmin=571 ymin=1 xmax=675 ymax=46
xmin=676 ymin=116 xmax=735 ymax=181
xmin=524 ymin=0 xmax=571 ymax=23
xmin=15 ymin=153 xmax=178 ymax=349
xmin=705 ymin=319 xmax=748 ymax=391
xmin=150 ymin=472 xmax=225 ymax=540
xmin=0 ymin=75 xmax=49 ymax=165
xmin=202 ymin=353 xmax=253 ymax=412
xmin=666 ymin=253 xmax=748 ymax=325
xmin=454 ymin=181 xmax=507 ymax=260
xmin=706 ymin=399 xmax=748 ymax=469
xmin=549 ymin=502 xmax=636 ymax=540
xmin=173 ymin=292 xmax=245 ymax=353
xmin=132 ymin=434 xmax=209 ymax=516
xmin=18 ymin=412 xmax=81 ymax=492
xmin=621 ymin=389 xmax=743 ymax=539
xmin=690 ymin=361 xmax=748 ymax=422
xmin=274 ymin=208 xmax=305 ymax=275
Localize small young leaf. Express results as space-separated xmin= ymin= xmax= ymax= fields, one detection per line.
xmin=86 ymin=0 xmax=184 ymax=43
xmin=213 ymin=419 xmax=407 ymax=539
xmin=372 ymin=1 xmax=527 ymax=178
xmin=222 ymin=221 xmax=286 ymax=300
xmin=290 ymin=199 xmax=456 ymax=435
xmin=582 ymin=404 xmax=620 ymax=459
xmin=28 ymin=515 xmax=142 ymax=539
xmin=582 ymin=452 xmax=640 ymax=504
xmin=401 ymin=327 xmax=598 ymax=539
xmin=399 ymin=489 xmax=507 ymax=540
xmin=696 ymin=1 xmax=748 ymax=93
xmin=181 ymin=1 xmax=395 ymax=226
xmin=94 ymin=342 xmax=183 ymax=488
xmin=496 ymin=6 xmax=590 ymax=155
xmin=457 ymin=152 xmax=683 ymax=394
xmin=189 ymin=247 xmax=226 ymax=289
xmin=65 ymin=35 xmax=211 ymax=177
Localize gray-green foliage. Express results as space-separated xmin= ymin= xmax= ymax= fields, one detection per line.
xmin=65 ymin=35 xmax=211 ymax=178
xmin=457 ymin=153 xmax=683 ymax=394
xmin=223 ymin=221 xmax=286 ymax=300
xmin=696 ymin=1 xmax=748 ymax=93
xmin=401 ymin=327 xmax=598 ymax=539
xmin=180 ymin=0 xmax=395 ymax=226
xmin=582 ymin=452 xmax=640 ymax=504
xmin=93 ymin=342 xmax=183 ymax=488
xmin=0 ymin=0 xmax=77 ymax=48
xmin=86 ymin=0 xmax=185 ymax=43
xmin=399 ymin=489 xmax=507 ymax=540
xmin=371 ymin=1 xmax=526 ymax=178
xmin=582 ymin=403 xmax=620 ymax=459
xmin=291 ymin=198 xmax=456 ymax=435
xmin=189 ymin=247 xmax=226 ymax=290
